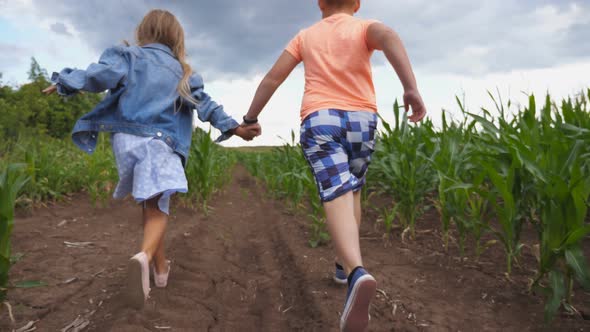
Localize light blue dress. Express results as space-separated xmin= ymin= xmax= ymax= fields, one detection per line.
xmin=111 ymin=133 xmax=188 ymax=215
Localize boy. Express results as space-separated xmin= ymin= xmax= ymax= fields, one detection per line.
xmin=243 ymin=0 xmax=426 ymax=330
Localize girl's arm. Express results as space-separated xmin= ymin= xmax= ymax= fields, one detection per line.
xmin=189 ymin=74 xmax=260 ymax=141
xmin=244 ymin=51 xmax=300 ymax=121
xmin=48 ymin=47 xmax=129 ymax=96
xmin=366 ymin=22 xmax=426 ymax=123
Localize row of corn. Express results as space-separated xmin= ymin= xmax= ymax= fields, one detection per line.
xmin=241 ymin=90 xmax=590 ymax=322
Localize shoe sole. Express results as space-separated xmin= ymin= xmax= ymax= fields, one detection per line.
xmin=125 ymin=259 xmax=146 ymax=309
xmin=340 ymin=275 xmax=377 ymax=332
xmin=333 ymin=276 xmax=348 ymax=285
xmin=153 ymin=261 xmax=171 ymax=288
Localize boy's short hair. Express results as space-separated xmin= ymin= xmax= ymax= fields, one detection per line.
xmin=324 ymin=0 xmax=358 ymax=9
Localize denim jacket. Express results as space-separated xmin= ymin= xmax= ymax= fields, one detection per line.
xmin=51 ymin=43 xmax=239 ymax=164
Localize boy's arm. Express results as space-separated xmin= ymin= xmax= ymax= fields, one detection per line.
xmin=45 ymin=47 xmax=128 ymax=96
xmin=367 ymin=23 xmax=426 ymax=122
xmin=244 ymin=51 xmax=300 ymax=121
xmin=189 ymin=74 xmax=260 ymax=141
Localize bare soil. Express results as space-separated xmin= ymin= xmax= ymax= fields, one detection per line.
xmin=3 ymin=166 xmax=590 ymax=331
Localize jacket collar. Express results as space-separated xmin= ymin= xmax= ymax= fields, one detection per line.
xmin=142 ymin=43 xmax=175 ymax=57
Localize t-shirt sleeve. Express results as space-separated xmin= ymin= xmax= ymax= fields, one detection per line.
xmin=285 ymin=32 xmax=303 ymax=61
xmin=362 ymin=19 xmax=381 ymax=51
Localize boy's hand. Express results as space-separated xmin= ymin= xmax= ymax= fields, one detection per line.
xmin=42 ymin=85 xmax=57 ymax=95
xmin=403 ymin=90 xmax=426 ymax=123
xmin=234 ymin=123 xmax=262 ymax=141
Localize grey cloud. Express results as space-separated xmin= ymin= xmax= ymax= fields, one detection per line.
xmin=561 ymin=21 xmax=590 ymax=61
xmin=365 ymin=0 xmax=590 ymax=75
xmin=0 ymin=43 xmax=29 ymax=64
xmin=0 ymin=43 xmax=30 ymax=82
xmin=50 ymin=22 xmax=73 ymax=36
xmin=31 ymin=0 xmax=590 ymax=78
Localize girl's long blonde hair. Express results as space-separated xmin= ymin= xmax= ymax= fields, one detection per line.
xmin=135 ymin=9 xmax=195 ymax=104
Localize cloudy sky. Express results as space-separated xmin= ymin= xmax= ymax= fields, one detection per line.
xmin=1 ymin=0 xmax=589 ymax=146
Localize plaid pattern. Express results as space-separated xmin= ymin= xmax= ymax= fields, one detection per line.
xmin=300 ymin=109 xmax=378 ymax=202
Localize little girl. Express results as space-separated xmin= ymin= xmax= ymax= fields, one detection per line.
xmin=43 ymin=9 xmax=260 ymax=309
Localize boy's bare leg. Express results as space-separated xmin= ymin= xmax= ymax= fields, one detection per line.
xmin=324 ymin=191 xmax=363 ymax=275
xmin=141 ymin=197 xmax=168 ymax=269
xmin=335 ymin=191 xmax=362 ymax=268
xmin=353 ymin=190 xmax=362 ymax=227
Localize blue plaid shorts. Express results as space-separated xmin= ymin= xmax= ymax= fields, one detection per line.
xmin=300 ymin=109 xmax=378 ymax=202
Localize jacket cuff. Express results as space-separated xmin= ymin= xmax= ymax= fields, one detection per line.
xmin=214 ymin=118 xmax=240 ymax=143
xmin=51 ymin=71 xmax=78 ymax=97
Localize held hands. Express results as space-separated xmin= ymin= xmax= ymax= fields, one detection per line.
xmin=403 ymin=89 xmax=427 ymax=123
xmin=233 ymin=122 xmax=262 ymax=141
xmin=42 ymin=85 xmax=57 ymax=95
xmin=42 ymin=84 xmax=83 ymax=96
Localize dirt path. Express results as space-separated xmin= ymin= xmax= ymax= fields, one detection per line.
xmin=4 ymin=166 xmax=590 ymax=331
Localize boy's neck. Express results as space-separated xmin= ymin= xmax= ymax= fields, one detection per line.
xmin=322 ymin=8 xmax=355 ymax=19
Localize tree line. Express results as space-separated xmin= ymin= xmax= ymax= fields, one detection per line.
xmin=0 ymin=58 xmax=103 ymax=141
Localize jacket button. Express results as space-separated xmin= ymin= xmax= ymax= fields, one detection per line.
xmin=156 ymin=132 xmax=163 ymax=137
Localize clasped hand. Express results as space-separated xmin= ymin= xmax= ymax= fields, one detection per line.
xmin=233 ymin=122 xmax=261 ymax=141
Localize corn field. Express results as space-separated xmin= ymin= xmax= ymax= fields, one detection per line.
xmin=2 ymin=90 xmax=589 ymax=322
xmin=241 ymin=90 xmax=590 ymax=321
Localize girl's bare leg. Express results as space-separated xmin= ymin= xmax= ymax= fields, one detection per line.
xmin=141 ymin=196 xmax=168 ymax=271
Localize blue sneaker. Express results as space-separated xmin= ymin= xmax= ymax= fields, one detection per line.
xmin=340 ymin=267 xmax=376 ymax=332
xmin=334 ymin=263 xmax=348 ymax=285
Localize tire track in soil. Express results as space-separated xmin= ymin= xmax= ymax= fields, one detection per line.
xmin=88 ymin=166 xmax=325 ymax=331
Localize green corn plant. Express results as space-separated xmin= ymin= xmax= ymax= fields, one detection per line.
xmin=185 ymin=128 xmax=236 ymax=213
xmin=529 ymin=101 xmax=590 ymax=322
xmin=559 ymin=90 xmax=590 ymax=129
xmin=380 ymin=204 xmax=399 ymax=236
xmin=187 ymin=128 xmax=217 ymax=211
xmin=251 ymin=131 xmax=312 ymax=209
xmin=466 ymin=188 xmax=493 ymax=259
xmin=534 ymin=151 xmax=590 ymax=322
xmin=435 ymin=178 xmax=490 ymax=257
xmin=0 ymin=164 xmax=30 ymax=307
xmin=467 ymin=94 xmax=546 ymax=274
xmin=480 ymin=161 xmax=523 ymax=274
xmin=304 ymin=155 xmax=330 ymax=247
xmin=371 ymin=101 xmax=436 ymax=239
xmin=426 ymin=106 xmax=479 ymax=252
xmin=84 ymin=136 xmax=117 ymax=206
xmin=22 ymin=142 xmax=59 ymax=201
xmin=273 ymin=141 xmax=310 ymax=208
xmin=308 ymin=214 xmax=330 ymax=248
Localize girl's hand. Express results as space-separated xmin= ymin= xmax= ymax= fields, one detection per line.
xmin=42 ymin=85 xmax=57 ymax=95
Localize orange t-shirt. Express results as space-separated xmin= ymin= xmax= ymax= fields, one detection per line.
xmin=286 ymin=14 xmax=379 ymax=121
